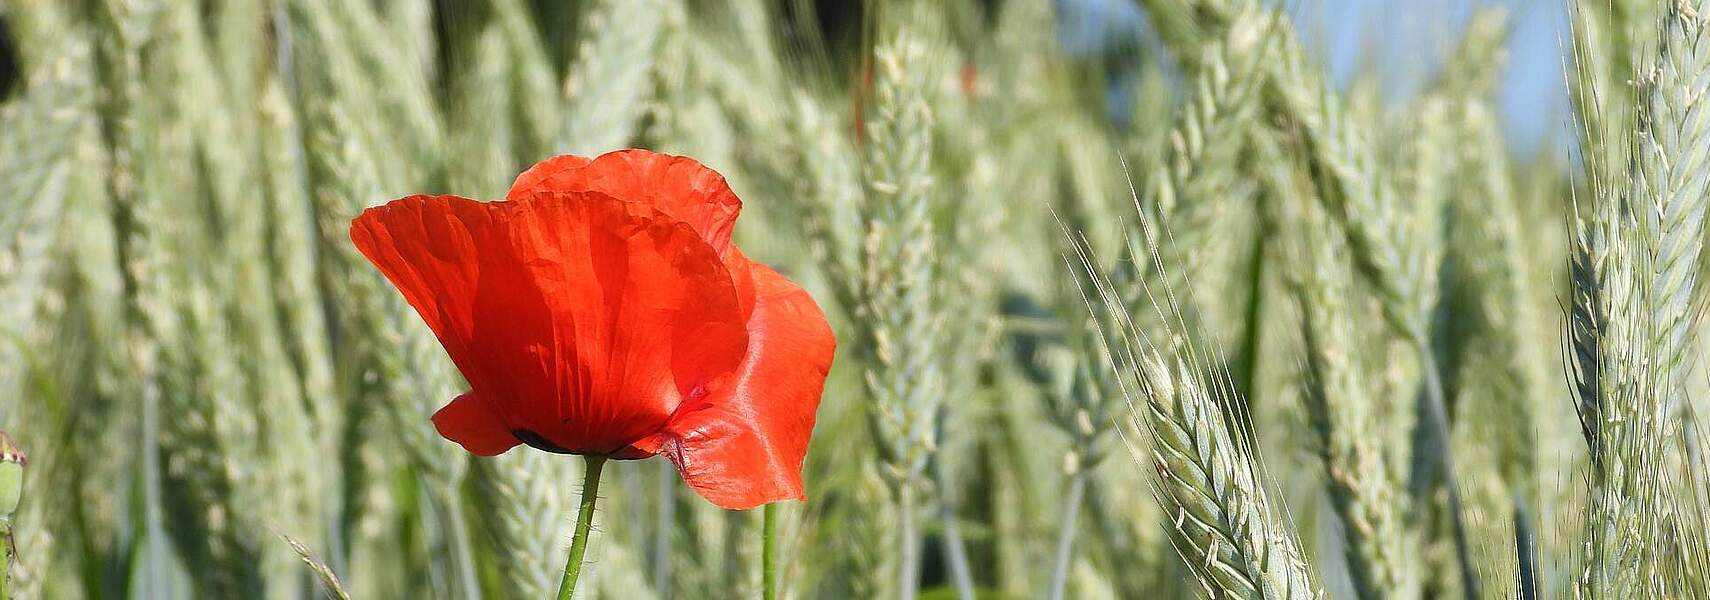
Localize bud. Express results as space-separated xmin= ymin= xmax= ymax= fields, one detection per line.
xmin=0 ymin=431 xmax=24 ymax=518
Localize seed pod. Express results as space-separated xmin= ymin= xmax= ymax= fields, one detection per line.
xmin=0 ymin=431 xmax=23 ymax=518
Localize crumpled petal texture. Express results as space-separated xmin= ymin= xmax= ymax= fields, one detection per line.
xmin=510 ymin=149 xmax=758 ymax=318
xmin=350 ymin=149 xmax=834 ymax=510
xmin=508 ymin=149 xmax=741 ymax=254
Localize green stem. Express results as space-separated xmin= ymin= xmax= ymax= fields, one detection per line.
xmin=1046 ymin=470 xmax=1087 ymax=600
xmin=2 ymin=517 xmax=12 ymax=600
xmin=934 ymin=453 xmax=975 ymax=600
xmin=762 ymin=503 xmax=778 ymax=600
xmin=897 ymin=480 xmax=920 ymax=600
xmin=557 ymin=456 xmax=608 ymax=600
xmin=653 ymin=461 xmax=672 ymax=595
xmin=1415 ymin=340 xmax=1480 ymax=600
xmin=1233 ymin=210 xmax=1270 ymax=414
xmin=1514 ymin=498 xmax=1536 ymax=600
xmin=438 ymin=487 xmax=483 ymax=600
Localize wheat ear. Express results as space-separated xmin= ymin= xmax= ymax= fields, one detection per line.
xmin=1574 ymin=1 xmax=1710 ymax=596
xmin=1066 ymin=208 xmax=1320 ymax=599
xmin=558 ymin=0 xmax=668 ymax=154
xmin=1287 ymin=201 xmax=1420 ymax=600
xmin=854 ymin=22 xmax=947 ymax=600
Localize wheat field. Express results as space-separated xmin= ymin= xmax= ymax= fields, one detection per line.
xmin=1 ymin=0 xmax=1708 ymax=598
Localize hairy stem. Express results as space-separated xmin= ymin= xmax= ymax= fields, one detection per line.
xmin=2 ymin=518 xmax=11 ymax=600
xmin=557 ymin=456 xmax=607 ymax=600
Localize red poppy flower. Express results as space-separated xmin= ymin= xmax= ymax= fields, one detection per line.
xmin=349 ymin=149 xmax=836 ymax=510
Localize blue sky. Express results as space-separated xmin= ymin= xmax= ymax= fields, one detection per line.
xmin=1288 ymin=0 xmax=1573 ymax=157
xmin=1055 ymin=0 xmax=1575 ymax=158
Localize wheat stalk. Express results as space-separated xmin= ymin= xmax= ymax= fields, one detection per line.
xmin=81 ymin=0 xmax=190 ymax=595
xmin=1569 ymin=0 xmax=1662 ymax=199
xmin=1454 ymin=104 xmax=1554 ymax=599
xmin=1428 ymin=11 xmax=1557 ymax=593
xmin=1629 ymin=0 xmax=1710 ymax=405
xmin=1287 ymin=201 xmax=1419 ymax=600
xmin=0 ymin=9 xmax=97 ymax=591
xmin=1066 ymin=200 xmax=1319 ymax=599
xmin=1209 ymin=5 xmax=1487 ymax=593
xmin=855 ymin=23 xmax=947 ymax=600
xmin=470 ymin=453 xmax=579 ymax=599
xmin=0 ymin=0 xmax=92 ymax=426
xmin=1573 ymin=1 xmax=1710 ymax=596
xmin=1114 ymin=12 xmax=1269 ymax=322
xmin=258 ymin=69 xmax=346 ymax=521
xmin=0 ymin=7 xmax=126 ymax=595
xmin=148 ymin=5 xmax=270 ymax=587
xmin=788 ymin=87 xmax=902 ymax=598
xmin=444 ymin=19 xmax=519 ymax=198
xmin=1037 ymin=14 xmax=1273 ymax=598
xmin=558 ymin=0 xmax=668 ymax=155
xmin=1131 ymin=2 xmax=1481 ymax=590
xmin=1124 ymin=342 xmax=1318 ymax=600
xmin=154 ymin=4 xmax=328 ymax=594
xmin=1131 ymin=353 xmax=1318 ymax=600
xmin=319 ymin=0 xmax=444 ymax=172
xmin=285 ymin=2 xmax=485 ymax=593
xmin=1140 ymin=0 xmax=1440 ymax=364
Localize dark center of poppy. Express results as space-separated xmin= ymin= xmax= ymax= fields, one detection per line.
xmin=513 ymin=429 xmax=575 ymax=454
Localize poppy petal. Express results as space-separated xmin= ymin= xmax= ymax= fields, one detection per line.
xmin=510 ymin=151 xmax=758 ymax=317
xmin=658 ymin=259 xmax=836 ymax=510
xmin=432 ymin=391 xmax=521 ymax=456
xmin=351 ymin=192 xmax=750 ymax=455
xmin=506 ymin=149 xmax=742 ymax=255
xmin=508 ymin=154 xmax=592 ymax=199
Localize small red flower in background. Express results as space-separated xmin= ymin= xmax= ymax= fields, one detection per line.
xmin=349 ymin=149 xmax=836 ymax=510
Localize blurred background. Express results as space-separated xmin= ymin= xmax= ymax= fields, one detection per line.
xmin=0 ymin=0 xmax=1584 ymax=155
xmin=0 ymin=0 xmax=1661 ymax=598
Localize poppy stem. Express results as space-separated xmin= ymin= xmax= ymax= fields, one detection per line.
xmin=761 ymin=503 xmax=778 ymax=600
xmin=557 ymin=456 xmax=607 ymax=600
xmin=1 ymin=518 xmax=11 ymax=600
